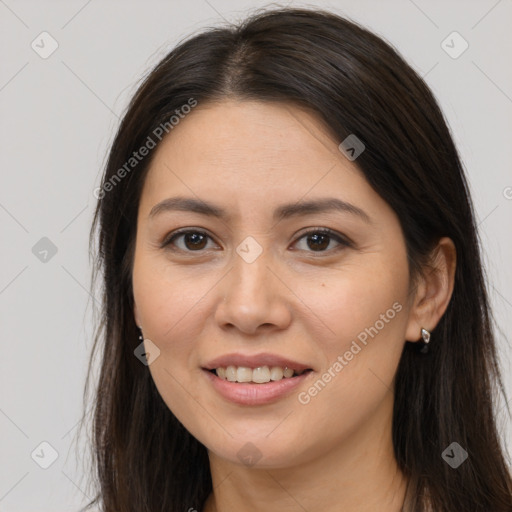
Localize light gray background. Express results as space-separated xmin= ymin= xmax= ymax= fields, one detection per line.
xmin=1 ymin=0 xmax=511 ymax=510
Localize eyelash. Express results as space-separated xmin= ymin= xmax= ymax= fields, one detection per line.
xmin=161 ymin=227 xmax=352 ymax=255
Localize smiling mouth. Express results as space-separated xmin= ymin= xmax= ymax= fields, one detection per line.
xmin=207 ymin=366 xmax=313 ymax=384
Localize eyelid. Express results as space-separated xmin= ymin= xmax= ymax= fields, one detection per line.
xmin=295 ymin=227 xmax=352 ymax=242
xmin=292 ymin=227 xmax=353 ymax=252
xmin=161 ymin=227 xmax=353 ymax=253
xmin=160 ymin=227 xmax=217 ymax=250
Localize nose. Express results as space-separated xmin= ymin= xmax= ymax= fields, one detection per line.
xmin=214 ymin=250 xmax=292 ymax=335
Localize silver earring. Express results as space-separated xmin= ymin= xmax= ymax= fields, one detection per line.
xmin=420 ymin=327 xmax=430 ymax=354
xmin=137 ymin=326 xmax=143 ymax=342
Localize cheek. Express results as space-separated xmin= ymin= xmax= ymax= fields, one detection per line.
xmin=288 ymin=267 xmax=408 ymax=444
xmin=296 ymin=261 xmax=409 ymax=354
xmin=133 ymin=252 xmax=210 ymax=342
xmin=132 ymin=258 xmax=216 ymax=423
xmin=132 ymin=256 xmax=218 ymax=418
xmin=293 ymin=262 xmax=409 ymax=405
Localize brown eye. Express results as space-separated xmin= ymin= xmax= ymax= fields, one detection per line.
xmin=306 ymin=232 xmax=330 ymax=251
xmin=293 ymin=228 xmax=351 ymax=253
xmin=162 ymin=230 xmax=215 ymax=252
xmin=182 ymin=232 xmax=208 ymax=250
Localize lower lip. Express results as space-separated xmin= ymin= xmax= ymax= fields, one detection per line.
xmin=203 ymin=369 xmax=313 ymax=406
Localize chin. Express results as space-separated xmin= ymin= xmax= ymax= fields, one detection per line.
xmin=202 ymin=433 xmax=307 ymax=469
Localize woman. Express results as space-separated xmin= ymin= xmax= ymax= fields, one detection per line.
xmin=82 ymin=7 xmax=512 ymax=511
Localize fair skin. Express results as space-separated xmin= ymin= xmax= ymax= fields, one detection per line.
xmin=132 ymin=99 xmax=456 ymax=512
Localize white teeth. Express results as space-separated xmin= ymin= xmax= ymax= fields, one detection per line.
xmin=214 ymin=365 xmax=306 ymax=383
xmin=269 ymin=366 xmax=284 ymax=380
xmin=225 ymin=365 xmax=237 ymax=382
xmin=236 ymin=367 xmax=253 ymax=382
xmin=252 ymin=366 xmax=270 ymax=383
xmin=283 ymin=367 xmax=294 ymax=378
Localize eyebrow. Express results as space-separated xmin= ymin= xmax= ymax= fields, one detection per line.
xmin=149 ymin=196 xmax=372 ymax=224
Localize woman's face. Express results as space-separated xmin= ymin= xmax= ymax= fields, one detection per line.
xmin=132 ymin=99 xmax=416 ymax=468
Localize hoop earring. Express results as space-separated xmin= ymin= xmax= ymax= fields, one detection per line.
xmin=419 ymin=327 xmax=430 ymax=354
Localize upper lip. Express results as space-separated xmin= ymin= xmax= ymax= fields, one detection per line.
xmin=203 ymin=352 xmax=312 ymax=372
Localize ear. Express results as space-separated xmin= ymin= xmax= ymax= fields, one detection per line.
xmin=405 ymin=237 xmax=456 ymax=342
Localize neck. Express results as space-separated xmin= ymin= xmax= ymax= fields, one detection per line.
xmin=203 ymin=397 xmax=407 ymax=512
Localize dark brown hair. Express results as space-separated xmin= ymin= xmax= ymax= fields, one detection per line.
xmin=80 ymin=7 xmax=512 ymax=511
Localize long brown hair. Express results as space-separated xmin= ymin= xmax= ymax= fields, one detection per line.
xmin=80 ymin=7 xmax=512 ymax=511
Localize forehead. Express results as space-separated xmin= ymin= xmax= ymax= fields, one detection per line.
xmin=138 ymin=99 xmax=388 ymax=222
xmin=174 ymin=99 xmax=337 ymax=147
xmin=161 ymin=101 xmax=335 ymax=164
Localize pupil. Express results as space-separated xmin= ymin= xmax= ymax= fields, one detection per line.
xmin=308 ymin=233 xmax=329 ymax=251
xmin=185 ymin=232 xmax=207 ymax=250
